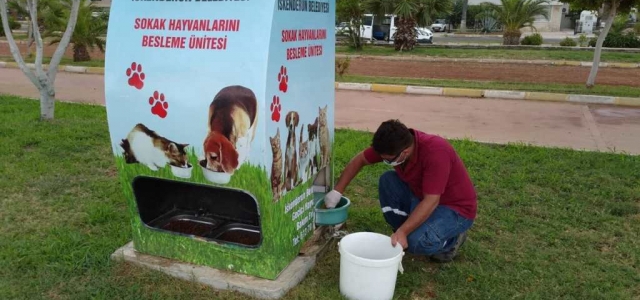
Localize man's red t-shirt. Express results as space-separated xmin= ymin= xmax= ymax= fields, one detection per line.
xmin=363 ymin=129 xmax=477 ymax=220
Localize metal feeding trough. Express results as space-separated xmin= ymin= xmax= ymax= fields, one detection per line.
xmin=133 ymin=176 xmax=262 ymax=248
xmin=104 ymin=0 xmax=336 ymax=280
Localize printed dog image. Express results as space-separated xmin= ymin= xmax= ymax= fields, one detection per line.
xmin=284 ymin=111 xmax=299 ymax=191
xmin=203 ymin=85 xmax=258 ymax=174
xmin=120 ymin=123 xmax=189 ymax=171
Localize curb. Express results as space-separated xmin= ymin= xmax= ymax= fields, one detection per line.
xmin=335 ymin=82 xmax=640 ymax=107
xmin=443 ymin=87 xmax=484 ymax=98
xmin=1 ymin=61 xmax=638 ymax=107
xmin=335 ymin=54 xmax=640 ymax=69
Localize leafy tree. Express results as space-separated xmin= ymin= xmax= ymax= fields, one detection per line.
xmin=0 ymin=0 xmax=81 ymax=120
xmin=0 ymin=12 xmax=19 ymax=36
xmin=337 ymin=0 xmax=365 ymax=50
xmin=483 ymin=0 xmax=550 ymax=45
xmin=563 ymin=0 xmax=640 ymax=87
xmin=460 ymin=0 xmax=468 ymax=32
xmin=6 ymin=0 xmax=68 ymax=57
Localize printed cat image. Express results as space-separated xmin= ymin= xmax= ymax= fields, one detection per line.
xmin=318 ymin=105 xmax=330 ymax=168
xmin=298 ymin=126 xmax=310 ymax=184
xmin=119 ymin=138 xmax=138 ymax=164
xmin=307 ymin=117 xmax=319 ymax=174
xmin=270 ymin=128 xmax=284 ymax=202
xmin=120 ymin=123 xmax=189 ymax=171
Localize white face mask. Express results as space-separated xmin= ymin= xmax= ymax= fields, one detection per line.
xmin=383 ymin=152 xmax=407 ymax=166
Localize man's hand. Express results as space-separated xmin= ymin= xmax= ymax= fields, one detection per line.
xmin=390 ymin=230 xmax=408 ymax=249
xmin=323 ymin=190 xmax=342 ymax=208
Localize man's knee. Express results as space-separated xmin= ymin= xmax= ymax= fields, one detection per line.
xmin=407 ymin=230 xmax=442 ymax=255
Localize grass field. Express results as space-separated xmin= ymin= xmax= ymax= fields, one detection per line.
xmin=0 ymin=56 xmax=105 ymax=68
xmin=1 ymin=95 xmax=639 ymax=299
xmin=339 ymin=75 xmax=640 ymax=98
xmin=337 ymin=45 xmax=640 ymax=63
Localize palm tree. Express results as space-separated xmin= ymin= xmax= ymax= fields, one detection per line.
xmin=367 ymin=0 xmax=453 ymax=51
xmin=483 ymin=0 xmax=549 ymax=45
xmin=6 ymin=0 xmax=68 ymax=57
xmin=460 ymin=0 xmax=468 ymax=32
xmin=44 ymin=0 xmax=107 ymax=62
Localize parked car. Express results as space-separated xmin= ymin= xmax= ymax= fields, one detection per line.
xmin=359 ymin=14 xmax=434 ymax=44
xmin=416 ymin=27 xmax=433 ymax=44
xmin=431 ymin=19 xmax=448 ymax=32
xmin=335 ymin=22 xmax=349 ymax=36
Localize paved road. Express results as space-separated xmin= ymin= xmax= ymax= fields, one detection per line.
xmin=1 ymin=68 xmax=639 ymax=155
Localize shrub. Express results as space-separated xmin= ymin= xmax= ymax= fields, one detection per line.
xmin=578 ymin=34 xmax=588 ymax=47
xmin=587 ymin=32 xmax=640 ymax=48
xmin=521 ymin=33 xmax=543 ymax=45
xmin=603 ymin=31 xmax=640 ymax=48
xmin=559 ymin=37 xmax=577 ymax=47
xmin=0 ymin=16 xmax=21 ymax=37
xmin=335 ymin=57 xmax=351 ymax=78
xmin=635 ymin=23 xmax=640 ymax=35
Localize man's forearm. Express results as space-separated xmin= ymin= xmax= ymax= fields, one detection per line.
xmin=333 ymin=153 xmax=365 ymax=193
xmin=397 ymin=195 xmax=439 ymax=236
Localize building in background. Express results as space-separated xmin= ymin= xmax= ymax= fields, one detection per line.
xmin=468 ymin=0 xmax=571 ymax=32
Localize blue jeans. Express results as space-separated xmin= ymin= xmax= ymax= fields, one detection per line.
xmin=378 ymin=171 xmax=474 ymax=255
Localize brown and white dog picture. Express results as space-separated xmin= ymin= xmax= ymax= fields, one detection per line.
xmin=203 ymin=85 xmax=258 ymax=174
xmin=284 ymin=111 xmax=299 ymax=191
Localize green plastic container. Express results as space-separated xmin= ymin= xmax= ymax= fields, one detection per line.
xmin=315 ymin=196 xmax=351 ymax=226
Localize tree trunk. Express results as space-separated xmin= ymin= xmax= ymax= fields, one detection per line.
xmin=26 ymin=19 xmax=34 ymax=58
xmin=73 ymin=44 xmax=91 ymax=62
xmin=1 ymin=0 xmax=81 ymax=121
xmin=394 ymin=17 xmax=417 ymax=51
xmin=460 ymin=0 xmax=468 ymax=33
xmin=39 ymin=87 xmax=55 ymax=120
xmin=503 ymin=30 xmax=521 ymax=45
xmin=348 ymin=20 xmax=362 ymax=50
xmin=586 ymin=2 xmax=617 ymax=88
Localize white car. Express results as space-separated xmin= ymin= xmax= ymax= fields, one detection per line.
xmin=416 ymin=27 xmax=433 ymax=44
xmin=335 ymin=22 xmax=349 ymax=36
xmin=431 ymin=19 xmax=448 ymax=32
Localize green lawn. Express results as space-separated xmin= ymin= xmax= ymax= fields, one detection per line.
xmin=337 ymin=45 xmax=640 ymax=63
xmin=340 ymin=75 xmax=640 ymax=98
xmin=0 ymin=56 xmax=105 ymax=68
xmin=1 ymin=95 xmax=639 ymax=299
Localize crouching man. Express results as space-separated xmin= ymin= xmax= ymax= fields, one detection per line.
xmin=324 ymin=119 xmax=477 ymax=262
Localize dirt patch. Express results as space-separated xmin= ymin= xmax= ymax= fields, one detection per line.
xmin=347 ymin=57 xmax=640 ymax=87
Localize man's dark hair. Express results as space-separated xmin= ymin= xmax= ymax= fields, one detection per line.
xmin=371 ymin=119 xmax=413 ymax=155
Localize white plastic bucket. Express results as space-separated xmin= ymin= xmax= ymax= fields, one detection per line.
xmin=338 ymin=232 xmax=405 ymax=300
